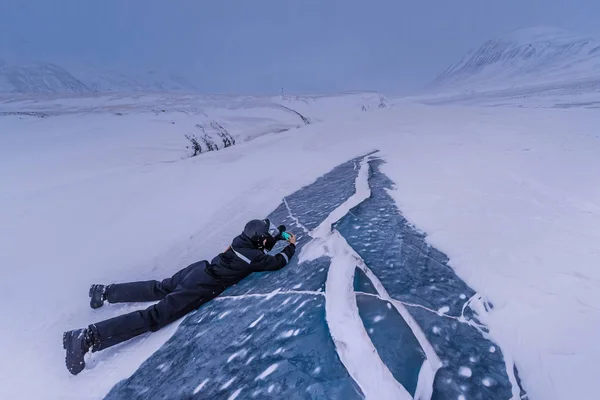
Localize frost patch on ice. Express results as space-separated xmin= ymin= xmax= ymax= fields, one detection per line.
xmin=156 ymin=362 xmax=170 ymax=371
xmin=249 ymin=314 xmax=264 ymax=328
xmin=373 ymin=315 xmax=384 ymax=323
xmin=279 ymin=330 xmax=295 ymax=339
xmin=227 ymin=349 xmax=248 ymax=363
xmin=232 ymin=333 xmax=253 ymax=346
xmin=220 ymin=377 xmax=236 ymax=390
xmin=193 ymin=379 xmax=209 ymax=394
xmin=255 ymin=363 xmax=279 ymax=380
xmin=228 ymin=388 xmax=243 ymax=400
xmin=489 ymin=346 xmax=496 ymax=353
xmin=482 ymin=377 xmax=493 ymax=387
xmin=218 ymin=310 xmax=231 ymax=320
xmin=294 ymin=300 xmax=310 ymax=312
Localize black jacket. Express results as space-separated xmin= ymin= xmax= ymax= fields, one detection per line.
xmin=208 ymin=233 xmax=296 ymax=287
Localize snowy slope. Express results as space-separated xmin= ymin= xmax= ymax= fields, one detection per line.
xmin=63 ymin=67 xmax=150 ymax=93
xmin=0 ymin=60 xmax=198 ymax=94
xmin=430 ymin=27 xmax=600 ymax=94
xmin=0 ymin=60 xmax=90 ymax=93
xmin=67 ymin=67 xmax=199 ymax=93
xmin=132 ymin=70 xmax=198 ymax=93
xmin=0 ymin=92 xmax=385 ymax=148
xmin=1 ymin=93 xmax=599 ymax=400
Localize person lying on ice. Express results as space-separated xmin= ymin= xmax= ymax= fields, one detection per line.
xmin=63 ymin=219 xmax=297 ymax=375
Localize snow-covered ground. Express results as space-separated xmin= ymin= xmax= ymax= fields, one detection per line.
xmin=1 ymin=91 xmax=599 ymax=400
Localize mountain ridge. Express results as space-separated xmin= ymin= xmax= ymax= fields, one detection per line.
xmin=430 ymin=26 xmax=600 ymax=92
xmin=0 ymin=60 xmax=198 ymax=94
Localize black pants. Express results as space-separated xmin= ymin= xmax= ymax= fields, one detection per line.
xmin=90 ymin=261 xmax=224 ymax=351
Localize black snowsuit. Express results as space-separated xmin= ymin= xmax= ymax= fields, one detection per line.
xmin=89 ymin=233 xmax=295 ymax=352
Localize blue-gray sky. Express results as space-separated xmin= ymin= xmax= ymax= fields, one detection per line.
xmin=1 ymin=0 xmax=599 ymax=94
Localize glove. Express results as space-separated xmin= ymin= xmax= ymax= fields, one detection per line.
xmin=275 ymin=225 xmax=289 ymax=241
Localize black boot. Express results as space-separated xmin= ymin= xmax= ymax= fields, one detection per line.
xmin=63 ymin=328 xmax=95 ymax=375
xmin=89 ymin=284 xmax=107 ymax=309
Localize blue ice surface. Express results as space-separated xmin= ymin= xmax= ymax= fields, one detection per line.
xmin=334 ymin=158 xmax=527 ymax=400
xmin=282 ymin=155 xmax=363 ymax=231
xmin=105 ymin=155 xmax=369 ymax=400
xmin=223 ymin=155 xmax=366 ymax=297
xmin=354 ymin=267 xmax=377 ymax=294
xmin=105 ymin=154 xmax=527 ymax=400
xmin=356 ymin=293 xmax=425 ymax=396
xmin=105 ymin=294 xmax=363 ymax=400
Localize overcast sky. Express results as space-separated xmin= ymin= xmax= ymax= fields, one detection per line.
xmin=1 ymin=0 xmax=599 ymax=94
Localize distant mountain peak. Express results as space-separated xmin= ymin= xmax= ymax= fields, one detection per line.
xmin=0 ymin=61 xmax=199 ymax=94
xmin=0 ymin=60 xmax=89 ymax=93
xmin=430 ymin=26 xmax=600 ymax=93
xmin=499 ymin=26 xmax=587 ymax=43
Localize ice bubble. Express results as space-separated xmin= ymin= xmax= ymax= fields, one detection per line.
xmin=459 ymin=366 xmax=472 ymax=378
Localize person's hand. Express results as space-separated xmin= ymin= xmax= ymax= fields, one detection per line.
xmin=288 ymin=233 xmax=297 ymax=245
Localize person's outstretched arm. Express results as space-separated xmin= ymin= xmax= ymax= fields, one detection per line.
xmin=264 ymin=225 xmax=287 ymax=251
xmin=252 ymin=234 xmax=297 ymax=271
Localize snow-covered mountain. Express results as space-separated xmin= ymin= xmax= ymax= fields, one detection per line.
xmin=0 ymin=60 xmax=198 ymax=94
xmin=66 ymin=67 xmax=199 ymax=93
xmin=0 ymin=60 xmax=89 ymax=93
xmin=430 ymin=27 xmax=600 ymax=92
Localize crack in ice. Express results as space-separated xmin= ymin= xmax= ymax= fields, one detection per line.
xmin=355 ymin=291 xmax=487 ymax=331
xmin=214 ymin=153 xmax=519 ymax=399
xmin=298 ymin=155 xmax=421 ymax=400
xmin=348 ymin=242 xmax=442 ymax=400
xmin=283 ymin=197 xmax=310 ymax=235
